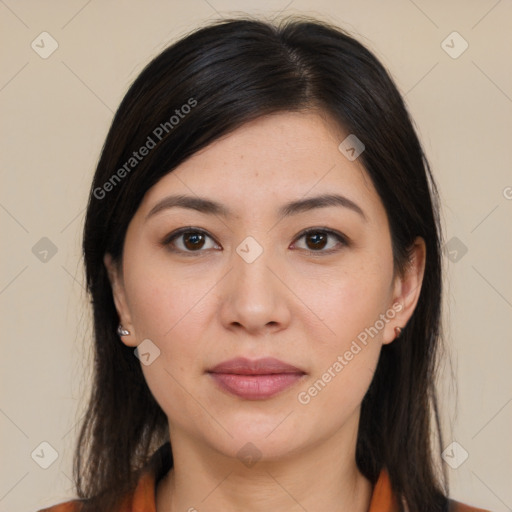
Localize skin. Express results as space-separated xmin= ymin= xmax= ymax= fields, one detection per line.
xmin=104 ymin=111 xmax=426 ymax=512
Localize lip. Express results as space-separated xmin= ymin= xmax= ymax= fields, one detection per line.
xmin=209 ymin=357 xmax=304 ymax=375
xmin=207 ymin=357 xmax=306 ymax=400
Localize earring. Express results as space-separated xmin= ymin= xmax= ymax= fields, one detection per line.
xmin=117 ymin=324 xmax=130 ymax=337
xmin=394 ymin=326 xmax=403 ymax=339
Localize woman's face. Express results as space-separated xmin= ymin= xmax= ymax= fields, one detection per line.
xmin=106 ymin=111 xmax=424 ymax=463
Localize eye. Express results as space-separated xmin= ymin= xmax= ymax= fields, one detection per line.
xmin=162 ymin=227 xmax=220 ymax=254
xmin=161 ymin=226 xmax=349 ymax=255
xmin=291 ymin=228 xmax=348 ymax=253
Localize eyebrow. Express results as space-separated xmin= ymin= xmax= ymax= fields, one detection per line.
xmin=145 ymin=193 xmax=367 ymax=222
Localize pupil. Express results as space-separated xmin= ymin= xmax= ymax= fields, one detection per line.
xmin=184 ymin=233 xmax=204 ymax=250
xmin=307 ymin=232 xmax=326 ymax=250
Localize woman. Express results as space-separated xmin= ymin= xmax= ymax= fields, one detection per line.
xmin=39 ymin=15 xmax=491 ymax=512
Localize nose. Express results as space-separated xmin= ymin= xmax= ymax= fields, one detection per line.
xmin=218 ymin=244 xmax=291 ymax=336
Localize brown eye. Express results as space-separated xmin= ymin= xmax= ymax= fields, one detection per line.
xmin=182 ymin=232 xmax=206 ymax=250
xmin=162 ymin=227 xmax=348 ymax=255
xmin=305 ymin=232 xmax=328 ymax=250
xmin=163 ymin=228 xmax=219 ymax=254
xmin=293 ymin=228 xmax=348 ymax=253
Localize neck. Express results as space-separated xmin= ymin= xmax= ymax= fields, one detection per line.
xmin=156 ymin=416 xmax=373 ymax=512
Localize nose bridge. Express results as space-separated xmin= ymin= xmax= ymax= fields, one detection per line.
xmin=233 ymin=236 xmax=277 ymax=301
xmin=220 ymin=234 xmax=290 ymax=332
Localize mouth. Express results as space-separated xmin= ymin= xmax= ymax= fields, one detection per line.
xmin=206 ymin=357 xmax=307 ymax=400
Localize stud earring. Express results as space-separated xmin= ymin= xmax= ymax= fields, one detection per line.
xmin=117 ymin=324 xmax=130 ymax=337
xmin=394 ymin=326 xmax=403 ymax=339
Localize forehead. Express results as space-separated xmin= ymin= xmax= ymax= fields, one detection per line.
xmin=138 ymin=111 xmax=384 ymax=223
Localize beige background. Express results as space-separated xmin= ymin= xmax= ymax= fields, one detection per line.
xmin=1 ymin=1 xmax=511 ymax=511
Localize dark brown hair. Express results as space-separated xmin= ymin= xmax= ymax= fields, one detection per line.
xmin=76 ymin=15 xmax=448 ymax=511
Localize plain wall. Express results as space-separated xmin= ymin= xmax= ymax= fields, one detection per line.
xmin=0 ymin=1 xmax=511 ymax=511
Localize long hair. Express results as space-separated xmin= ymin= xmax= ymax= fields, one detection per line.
xmin=77 ymin=15 xmax=447 ymax=511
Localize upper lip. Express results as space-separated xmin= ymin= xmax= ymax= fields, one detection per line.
xmin=208 ymin=357 xmax=305 ymax=375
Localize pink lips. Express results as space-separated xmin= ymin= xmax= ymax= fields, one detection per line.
xmin=207 ymin=357 xmax=306 ymax=400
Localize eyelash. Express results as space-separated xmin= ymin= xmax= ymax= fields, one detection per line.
xmin=161 ymin=226 xmax=349 ymax=256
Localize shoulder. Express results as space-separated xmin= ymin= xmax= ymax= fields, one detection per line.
xmin=36 ymin=442 xmax=172 ymax=512
xmin=448 ymin=498 xmax=493 ymax=512
xmin=36 ymin=499 xmax=83 ymax=512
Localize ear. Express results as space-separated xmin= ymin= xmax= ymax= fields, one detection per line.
xmin=104 ymin=253 xmax=137 ymax=347
xmin=382 ymin=236 xmax=426 ymax=345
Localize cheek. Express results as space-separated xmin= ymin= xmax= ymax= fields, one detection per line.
xmin=297 ymin=274 xmax=387 ymax=396
xmin=298 ymin=259 xmax=392 ymax=407
xmin=310 ymin=261 xmax=393 ymax=347
xmin=298 ymin=344 xmax=381 ymax=427
xmin=123 ymin=253 xmax=213 ymax=342
xmin=124 ymin=261 xmax=217 ymax=426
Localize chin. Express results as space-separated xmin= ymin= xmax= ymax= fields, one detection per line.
xmin=210 ymin=418 xmax=307 ymax=460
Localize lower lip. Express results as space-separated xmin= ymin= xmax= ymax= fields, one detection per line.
xmin=208 ymin=372 xmax=305 ymax=400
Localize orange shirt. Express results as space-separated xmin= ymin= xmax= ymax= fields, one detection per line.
xmin=37 ymin=443 xmax=491 ymax=512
